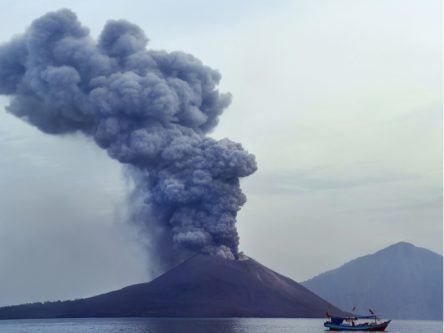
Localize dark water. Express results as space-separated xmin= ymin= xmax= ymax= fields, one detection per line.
xmin=0 ymin=318 xmax=441 ymax=333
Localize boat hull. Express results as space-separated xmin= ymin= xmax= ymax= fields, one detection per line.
xmin=324 ymin=320 xmax=391 ymax=331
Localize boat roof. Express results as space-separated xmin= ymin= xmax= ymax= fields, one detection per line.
xmin=332 ymin=315 xmax=378 ymax=320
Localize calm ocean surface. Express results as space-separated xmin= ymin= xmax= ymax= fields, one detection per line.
xmin=0 ymin=318 xmax=441 ymax=333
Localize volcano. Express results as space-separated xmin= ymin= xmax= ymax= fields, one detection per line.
xmin=0 ymin=255 xmax=345 ymax=319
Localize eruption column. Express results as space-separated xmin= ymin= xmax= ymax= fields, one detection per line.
xmin=0 ymin=10 xmax=256 ymax=269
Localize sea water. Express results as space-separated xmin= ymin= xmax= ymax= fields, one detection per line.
xmin=0 ymin=318 xmax=441 ymax=333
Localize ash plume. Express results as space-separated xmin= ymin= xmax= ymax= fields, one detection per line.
xmin=0 ymin=9 xmax=256 ymax=269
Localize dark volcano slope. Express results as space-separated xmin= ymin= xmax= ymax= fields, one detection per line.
xmin=0 ymin=254 xmax=344 ymax=319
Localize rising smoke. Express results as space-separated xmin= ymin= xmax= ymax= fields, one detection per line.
xmin=0 ymin=9 xmax=256 ymax=270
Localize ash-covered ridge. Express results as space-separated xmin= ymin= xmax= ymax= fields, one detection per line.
xmin=0 ymin=9 xmax=257 ymax=268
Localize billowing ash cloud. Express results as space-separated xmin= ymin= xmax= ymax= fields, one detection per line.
xmin=0 ymin=9 xmax=256 ymax=269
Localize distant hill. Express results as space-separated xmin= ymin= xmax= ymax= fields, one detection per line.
xmin=302 ymin=242 xmax=443 ymax=320
xmin=0 ymin=254 xmax=345 ymax=319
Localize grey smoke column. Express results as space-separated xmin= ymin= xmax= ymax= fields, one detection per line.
xmin=0 ymin=9 xmax=256 ymax=267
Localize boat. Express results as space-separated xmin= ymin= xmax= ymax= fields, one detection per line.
xmin=324 ymin=310 xmax=391 ymax=331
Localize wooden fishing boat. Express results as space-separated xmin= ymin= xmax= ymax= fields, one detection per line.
xmin=324 ymin=310 xmax=391 ymax=331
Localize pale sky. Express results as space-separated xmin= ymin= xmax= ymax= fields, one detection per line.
xmin=0 ymin=0 xmax=442 ymax=306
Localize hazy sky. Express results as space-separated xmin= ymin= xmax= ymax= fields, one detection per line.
xmin=0 ymin=0 xmax=442 ymax=306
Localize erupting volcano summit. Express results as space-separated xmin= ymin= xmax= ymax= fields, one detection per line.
xmin=0 ymin=255 xmax=345 ymax=319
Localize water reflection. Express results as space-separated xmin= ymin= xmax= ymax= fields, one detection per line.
xmin=135 ymin=318 xmax=243 ymax=333
xmin=0 ymin=318 xmax=442 ymax=333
